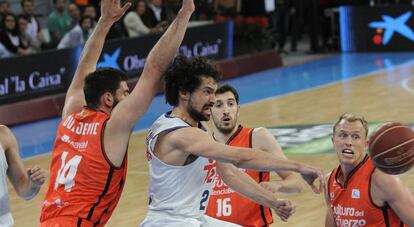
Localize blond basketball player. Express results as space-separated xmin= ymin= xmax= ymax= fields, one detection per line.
xmin=142 ymin=56 xmax=325 ymax=226
xmin=204 ymin=84 xmax=304 ymax=227
xmin=0 ymin=125 xmax=46 ymax=226
xmin=40 ymin=0 xmax=195 ymax=225
xmin=325 ymin=114 xmax=414 ymax=227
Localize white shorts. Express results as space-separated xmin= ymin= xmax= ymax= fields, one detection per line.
xmin=140 ymin=212 xmax=241 ymax=227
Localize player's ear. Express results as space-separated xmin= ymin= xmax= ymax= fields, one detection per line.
xmin=102 ymin=92 xmax=114 ymax=107
xmin=178 ymin=89 xmax=189 ymax=101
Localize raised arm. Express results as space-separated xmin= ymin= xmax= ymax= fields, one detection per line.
xmin=216 ymin=162 xmax=295 ymax=222
xmin=372 ymin=170 xmax=414 ymax=226
xmin=62 ymin=0 xmax=131 ymax=118
xmin=252 ymin=127 xmax=303 ymax=194
xmin=0 ymin=125 xmax=46 ymax=200
xmin=104 ymin=0 xmax=195 ymax=167
xmin=169 ymin=127 xmax=325 ymax=192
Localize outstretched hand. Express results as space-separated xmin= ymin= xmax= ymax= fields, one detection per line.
xmin=100 ymin=0 xmax=131 ymax=23
xmin=298 ymin=164 xmax=325 ymax=193
xmin=27 ymin=165 xmax=46 ymax=186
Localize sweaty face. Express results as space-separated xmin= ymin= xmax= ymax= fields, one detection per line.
xmin=186 ymin=76 xmax=217 ymax=122
xmin=332 ymin=120 xmax=368 ymax=167
xmin=112 ymin=81 xmax=130 ymax=108
xmin=211 ymin=91 xmax=239 ymax=134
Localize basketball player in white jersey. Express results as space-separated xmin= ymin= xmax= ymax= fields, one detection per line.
xmin=142 ymin=56 xmax=325 ymax=226
xmin=0 ymin=125 xmax=46 ymax=226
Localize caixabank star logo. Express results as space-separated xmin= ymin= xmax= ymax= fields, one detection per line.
xmin=369 ymin=11 xmax=414 ymax=46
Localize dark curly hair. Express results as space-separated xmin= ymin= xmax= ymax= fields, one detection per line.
xmin=215 ymin=84 xmax=239 ymax=104
xmin=84 ymin=67 xmax=128 ymax=109
xmin=164 ymin=56 xmax=220 ymax=106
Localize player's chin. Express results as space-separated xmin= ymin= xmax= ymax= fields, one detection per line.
xmin=202 ymin=113 xmax=211 ymax=121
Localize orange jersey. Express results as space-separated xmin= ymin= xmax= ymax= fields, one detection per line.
xmin=205 ymin=126 xmax=273 ymax=227
xmin=328 ymin=155 xmax=406 ymax=227
xmin=40 ymin=107 xmax=127 ymax=227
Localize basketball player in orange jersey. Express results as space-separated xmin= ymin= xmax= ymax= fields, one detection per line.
xmin=325 ymin=114 xmax=414 ymax=227
xmin=0 ymin=125 xmax=46 ymax=226
xmin=142 ymin=56 xmax=325 ymax=226
xmin=40 ymin=0 xmax=196 ymax=225
xmin=205 ymin=84 xmax=304 ymax=227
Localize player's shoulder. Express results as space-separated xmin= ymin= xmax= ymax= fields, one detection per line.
xmin=0 ymin=125 xmax=12 ymax=143
xmin=371 ymin=169 xmax=402 ymax=188
xmin=252 ymin=127 xmax=271 ymax=137
xmin=0 ymin=125 xmax=10 ymax=133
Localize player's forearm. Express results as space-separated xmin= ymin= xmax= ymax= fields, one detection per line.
xmin=143 ymin=8 xmax=193 ymax=81
xmin=16 ymin=177 xmax=40 ymax=200
xmin=235 ymin=148 xmax=302 ymax=173
xmin=278 ymin=174 xmax=303 ymax=193
xmin=217 ymin=163 xmax=277 ymax=208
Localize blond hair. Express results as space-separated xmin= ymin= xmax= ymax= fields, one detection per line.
xmin=333 ymin=113 xmax=368 ymax=137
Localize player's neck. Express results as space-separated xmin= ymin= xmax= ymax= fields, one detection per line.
xmin=212 ymin=126 xmax=238 ymax=143
xmin=96 ymin=105 xmax=111 ymax=115
xmin=340 ymin=155 xmax=366 ymax=182
xmin=171 ymin=107 xmax=198 ymax=127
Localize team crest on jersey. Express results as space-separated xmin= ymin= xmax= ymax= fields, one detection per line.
xmin=203 ymin=159 xmax=216 ymax=183
xmin=78 ymin=109 xmax=90 ymax=119
xmin=352 ymin=189 xmax=360 ymax=199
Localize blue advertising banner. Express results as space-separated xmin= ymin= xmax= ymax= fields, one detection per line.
xmin=340 ymin=6 xmax=414 ymax=52
xmin=0 ymin=21 xmax=233 ymax=105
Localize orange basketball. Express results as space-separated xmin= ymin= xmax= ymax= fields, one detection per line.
xmin=368 ymin=122 xmax=414 ymax=175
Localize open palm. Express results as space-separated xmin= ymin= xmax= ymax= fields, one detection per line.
xmin=100 ymin=0 xmax=131 ymax=22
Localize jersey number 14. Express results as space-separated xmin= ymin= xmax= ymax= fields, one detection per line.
xmin=54 ymin=151 xmax=82 ymax=192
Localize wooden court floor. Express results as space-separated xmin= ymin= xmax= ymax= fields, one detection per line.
xmin=8 ymin=62 xmax=414 ymax=226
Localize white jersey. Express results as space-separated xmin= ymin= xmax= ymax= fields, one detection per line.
xmin=0 ymin=144 xmax=13 ymax=227
xmin=141 ymin=112 xmax=240 ymax=227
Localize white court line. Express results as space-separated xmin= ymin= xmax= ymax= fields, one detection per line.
xmin=401 ymin=77 xmax=414 ymax=94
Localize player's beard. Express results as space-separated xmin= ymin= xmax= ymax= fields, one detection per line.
xmin=112 ymin=96 xmax=121 ymax=109
xmin=214 ymin=117 xmax=236 ymax=134
xmin=188 ymin=97 xmax=210 ymax=122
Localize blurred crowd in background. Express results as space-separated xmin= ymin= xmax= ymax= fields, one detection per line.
xmin=0 ymin=0 xmax=413 ymax=59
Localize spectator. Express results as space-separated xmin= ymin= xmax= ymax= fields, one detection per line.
xmin=57 ymin=15 xmax=92 ymax=49
xmin=83 ymin=4 xmax=97 ymax=22
xmin=214 ymin=0 xmax=240 ymax=17
xmin=0 ymin=0 xmax=10 ymax=22
xmin=142 ymin=0 xmax=168 ymax=29
xmin=123 ymin=0 xmax=164 ymax=37
xmin=20 ymin=0 xmax=43 ymax=49
xmin=194 ymin=0 xmax=214 ymax=20
xmin=68 ymin=3 xmax=80 ymax=27
xmin=18 ymin=14 xmax=40 ymax=52
xmin=0 ymin=13 xmax=30 ymax=57
xmin=47 ymin=0 xmax=71 ymax=47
